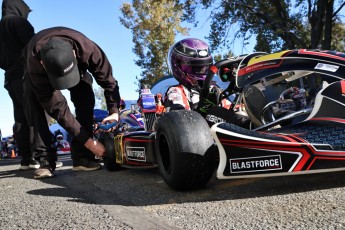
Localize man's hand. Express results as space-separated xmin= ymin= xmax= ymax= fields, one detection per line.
xmin=101 ymin=113 xmax=119 ymax=124
xmin=84 ymin=138 xmax=106 ymax=157
xmin=99 ymin=112 xmax=119 ymax=132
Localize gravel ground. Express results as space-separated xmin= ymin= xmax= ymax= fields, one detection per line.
xmin=1 ymin=156 xmax=345 ymax=230
xmin=0 ymin=163 xmax=132 ymax=230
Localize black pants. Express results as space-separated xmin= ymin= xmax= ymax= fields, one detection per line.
xmin=68 ymin=73 xmax=95 ymax=162
xmin=4 ymin=78 xmax=31 ymax=160
xmin=23 ymin=73 xmax=56 ymax=166
xmin=23 ymin=72 xmax=95 ymax=163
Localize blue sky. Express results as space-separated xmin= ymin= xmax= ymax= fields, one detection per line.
xmin=0 ymin=0 xmax=254 ymax=136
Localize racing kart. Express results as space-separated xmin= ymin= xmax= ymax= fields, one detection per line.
xmin=96 ymin=89 xmax=215 ymax=190
xmin=205 ymin=49 xmax=345 ymax=180
xmin=98 ymin=49 xmax=345 ymax=191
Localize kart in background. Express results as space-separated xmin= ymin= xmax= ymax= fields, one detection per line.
xmin=98 ymin=49 xmax=345 ymax=191
xmin=55 ymin=140 xmax=71 ymax=155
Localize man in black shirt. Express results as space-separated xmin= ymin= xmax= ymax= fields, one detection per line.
xmin=25 ymin=27 xmax=121 ymax=178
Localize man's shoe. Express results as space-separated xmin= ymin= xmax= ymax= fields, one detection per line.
xmin=56 ymin=161 xmax=63 ymax=168
xmin=72 ymin=159 xmax=101 ymax=171
xmin=33 ymin=167 xmax=54 ymax=179
xmin=33 ymin=157 xmax=55 ymax=179
xmin=19 ymin=164 xmax=30 ymax=170
xmin=29 ymin=159 xmax=40 ymax=169
xmin=20 ymin=158 xmax=40 ymax=170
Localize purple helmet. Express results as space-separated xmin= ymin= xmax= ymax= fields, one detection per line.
xmin=168 ymin=38 xmax=213 ymax=88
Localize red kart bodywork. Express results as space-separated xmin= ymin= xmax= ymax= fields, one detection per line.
xmin=100 ymin=49 xmax=345 ymax=190
xmin=210 ymin=49 xmax=345 ymax=179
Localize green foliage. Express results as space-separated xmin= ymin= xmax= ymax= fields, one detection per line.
xmin=331 ymin=19 xmax=345 ymax=51
xmin=119 ymin=0 xmax=345 ymax=89
xmin=48 ymin=117 xmax=57 ymax=126
xmin=120 ymin=0 xmax=189 ymax=90
xmin=181 ymin=0 xmax=345 ymax=52
xmin=213 ymin=50 xmax=235 ymax=62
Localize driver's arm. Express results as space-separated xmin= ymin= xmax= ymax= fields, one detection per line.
xmin=164 ymin=85 xmax=191 ymax=112
xmin=197 ymin=84 xmax=221 ymax=116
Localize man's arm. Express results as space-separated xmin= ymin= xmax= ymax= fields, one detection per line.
xmin=164 ymin=85 xmax=191 ymax=112
xmin=37 ymin=89 xmax=106 ymax=157
xmin=14 ymin=17 xmax=35 ymax=47
xmin=84 ymin=42 xmax=120 ymax=115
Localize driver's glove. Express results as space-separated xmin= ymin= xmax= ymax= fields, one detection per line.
xmin=198 ymin=86 xmax=219 ymax=116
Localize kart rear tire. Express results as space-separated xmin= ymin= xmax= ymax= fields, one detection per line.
xmin=155 ymin=110 xmax=216 ymax=191
xmin=101 ymin=132 xmax=122 ymax=171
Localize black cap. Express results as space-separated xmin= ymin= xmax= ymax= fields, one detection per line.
xmin=40 ymin=37 xmax=80 ymax=90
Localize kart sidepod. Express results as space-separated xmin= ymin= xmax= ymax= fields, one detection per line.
xmin=100 ymin=49 xmax=345 ymax=191
xmin=209 ymin=49 xmax=345 ymax=179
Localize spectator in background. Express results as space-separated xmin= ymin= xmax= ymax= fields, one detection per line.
xmin=0 ymin=0 xmax=62 ymax=171
xmin=0 ymin=0 xmax=38 ymax=169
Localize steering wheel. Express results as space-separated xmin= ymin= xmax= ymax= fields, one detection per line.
xmin=278 ymin=87 xmax=300 ymax=100
xmin=256 ymin=107 xmax=312 ymax=131
xmin=259 ymin=86 xmax=309 ymax=125
xmin=198 ymin=58 xmax=244 ymax=112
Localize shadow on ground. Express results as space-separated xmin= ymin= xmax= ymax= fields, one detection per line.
xmin=2 ymin=156 xmax=345 ymax=207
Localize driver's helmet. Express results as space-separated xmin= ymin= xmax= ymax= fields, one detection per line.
xmin=56 ymin=134 xmax=63 ymax=142
xmin=168 ymin=38 xmax=213 ymax=88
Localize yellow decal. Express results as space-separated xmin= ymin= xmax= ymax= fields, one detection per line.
xmin=247 ymin=50 xmax=291 ymax=66
xmin=114 ymin=134 xmax=124 ymax=163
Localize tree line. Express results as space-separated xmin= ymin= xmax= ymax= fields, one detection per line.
xmin=119 ymin=0 xmax=345 ymax=90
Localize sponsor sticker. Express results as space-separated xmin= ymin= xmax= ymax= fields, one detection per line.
xmin=315 ymin=63 xmax=339 ymax=72
xmin=206 ymin=114 xmax=225 ymax=124
xmin=141 ymin=89 xmax=151 ymax=94
xmin=126 ymin=147 xmax=146 ymax=162
xmin=242 ymin=60 xmax=279 ymax=74
xmin=230 ymin=155 xmax=282 ymax=173
xmin=142 ymin=102 xmax=155 ymax=106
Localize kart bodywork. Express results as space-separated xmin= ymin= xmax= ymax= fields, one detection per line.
xmin=99 ymin=49 xmax=345 ymax=190
xmin=208 ymin=49 xmax=345 ymax=179
xmin=99 ymin=89 xmax=215 ymax=190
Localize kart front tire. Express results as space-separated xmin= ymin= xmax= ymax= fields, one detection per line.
xmin=101 ymin=132 xmax=121 ymax=171
xmin=155 ymin=110 xmax=216 ymax=191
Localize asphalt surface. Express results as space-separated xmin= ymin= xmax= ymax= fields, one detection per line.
xmin=1 ymin=154 xmax=345 ymax=229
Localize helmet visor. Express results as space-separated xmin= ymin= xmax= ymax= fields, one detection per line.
xmin=180 ymin=63 xmax=209 ymax=76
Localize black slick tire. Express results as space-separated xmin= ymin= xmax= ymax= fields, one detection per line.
xmin=155 ymin=110 xmax=216 ymax=191
xmin=101 ymin=132 xmax=121 ymax=171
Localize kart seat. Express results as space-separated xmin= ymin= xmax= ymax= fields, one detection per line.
xmin=306 ymin=80 xmax=345 ymax=121
xmin=268 ymin=79 xmax=345 ymax=151
xmin=242 ymin=85 xmax=274 ymax=127
xmin=213 ymin=80 xmax=345 ymax=153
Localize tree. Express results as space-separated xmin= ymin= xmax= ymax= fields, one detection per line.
xmin=94 ymin=87 xmax=106 ymax=110
xmin=213 ymin=50 xmax=236 ymax=62
xmin=181 ymin=0 xmax=345 ymax=52
xmin=331 ymin=20 xmax=345 ymax=51
xmin=120 ymin=0 xmax=189 ymax=90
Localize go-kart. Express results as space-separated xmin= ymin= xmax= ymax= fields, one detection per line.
xmin=96 ymin=89 xmax=215 ymax=191
xmin=98 ymin=49 xmax=345 ymax=191
xmin=204 ymin=49 xmax=345 ymax=180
